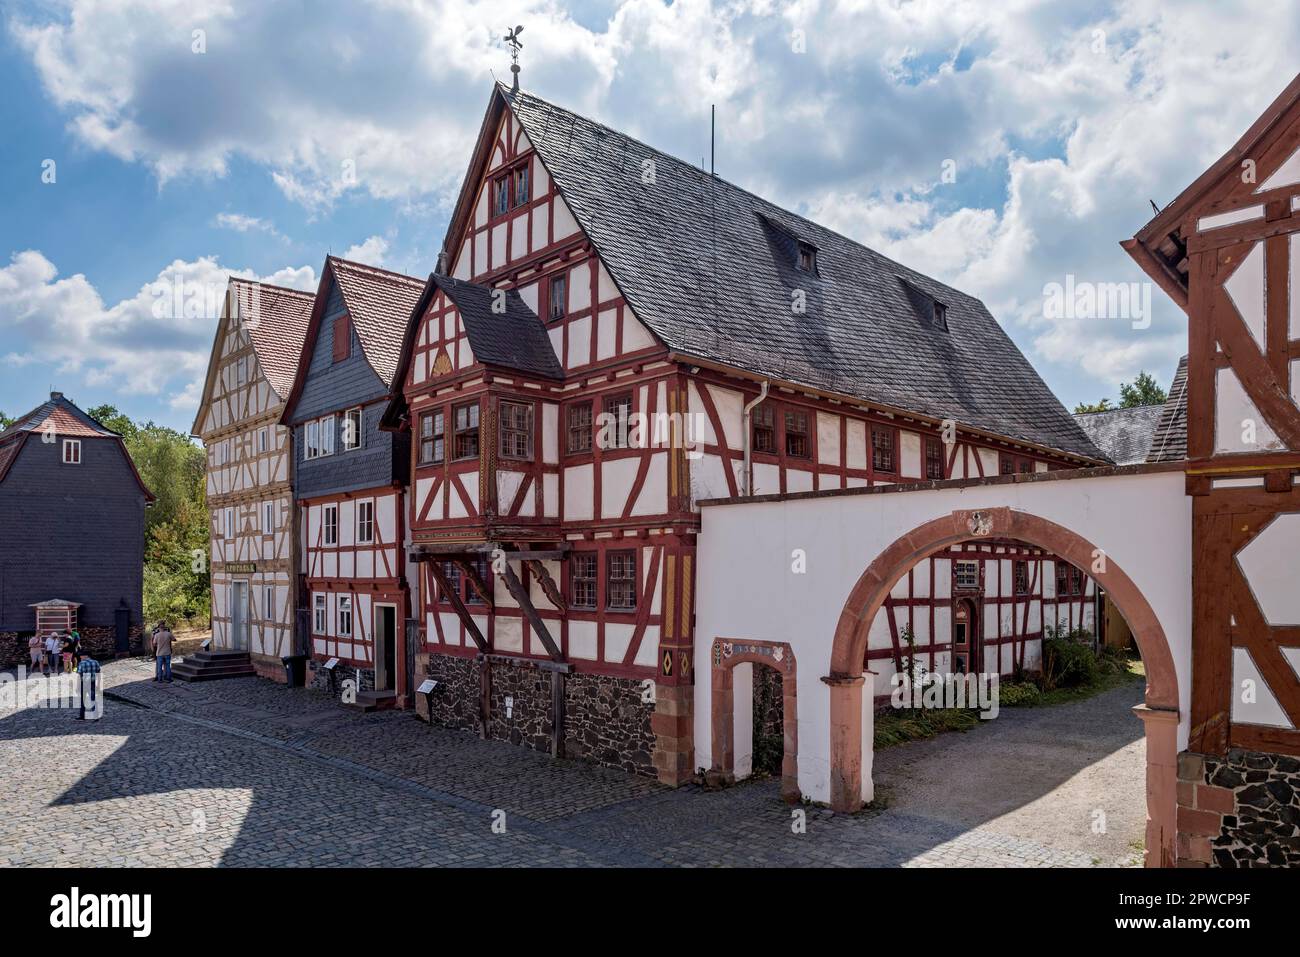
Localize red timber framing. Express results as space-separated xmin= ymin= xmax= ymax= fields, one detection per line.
xmin=1126 ymin=72 xmax=1300 ymax=759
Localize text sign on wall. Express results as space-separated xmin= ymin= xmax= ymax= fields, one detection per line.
xmin=225 ymin=563 xmax=258 ymax=574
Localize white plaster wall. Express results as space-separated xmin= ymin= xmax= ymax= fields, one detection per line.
xmin=693 ymin=470 xmax=1192 ymax=805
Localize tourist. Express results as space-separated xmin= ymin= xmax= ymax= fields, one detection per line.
xmin=76 ymin=652 xmax=101 ymax=720
xmin=67 ymin=631 xmax=81 ymax=670
xmin=28 ymin=634 xmax=43 ymax=675
xmin=153 ymin=622 xmax=174 ymax=683
xmin=44 ymin=632 xmax=61 ymax=676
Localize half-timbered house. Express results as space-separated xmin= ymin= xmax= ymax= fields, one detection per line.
xmin=382 ymin=81 xmax=1109 ymax=782
xmin=191 ymin=278 xmax=313 ymax=680
xmin=0 ymin=393 xmax=153 ymax=664
xmin=279 ymin=257 xmax=424 ymax=706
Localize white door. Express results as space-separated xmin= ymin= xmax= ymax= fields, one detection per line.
xmin=231 ymin=581 xmax=250 ymax=651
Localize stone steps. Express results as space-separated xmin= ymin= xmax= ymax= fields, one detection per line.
xmin=171 ymin=650 xmax=256 ymax=682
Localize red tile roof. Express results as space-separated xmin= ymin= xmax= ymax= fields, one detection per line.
xmin=231 ymin=278 xmax=316 ymax=400
xmin=327 ymin=257 xmax=425 ymax=386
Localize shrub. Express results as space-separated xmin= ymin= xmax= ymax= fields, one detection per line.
xmin=998 ymin=681 xmax=1042 ymax=707
xmin=1041 ymin=624 xmax=1101 ymax=690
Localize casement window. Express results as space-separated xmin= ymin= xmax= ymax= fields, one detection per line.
xmin=356 ymin=501 xmax=374 ymax=544
xmin=452 ymin=402 xmax=480 ymax=460
xmin=871 ymin=427 xmax=896 ymax=473
xmin=1055 ymin=562 xmax=1069 ymax=597
xmin=606 ymin=550 xmax=637 ymax=611
xmin=1000 ymin=452 xmax=1035 ymax=475
xmin=264 ymin=586 xmax=275 ymax=622
xmin=784 ymin=410 xmax=809 ymax=458
xmin=571 ymin=553 xmax=597 ymax=609
xmin=342 ymin=408 xmax=362 ymax=451
xmin=954 ymin=559 xmax=979 ymax=590
xmin=548 ymin=274 xmax=567 ymax=320
xmin=494 ymin=175 xmax=511 ymax=216
xmin=752 ymin=405 xmax=776 ymax=454
xmin=440 ymin=559 xmax=488 ymax=605
xmin=262 ymin=501 xmax=275 ymax=534
xmin=499 ymin=401 xmax=534 ymax=460
xmin=493 ymin=163 xmax=530 ymax=216
xmin=257 ymin=428 xmax=269 ymax=454
xmin=933 ymin=301 xmax=948 ymax=331
xmin=305 ymin=420 xmax=320 ymax=460
xmin=924 ymin=435 xmax=944 ymax=480
xmin=1014 ymin=560 xmax=1029 ymax=596
xmin=602 ymin=393 xmax=633 ymax=450
xmin=322 ymin=505 xmax=338 ymax=546
xmin=1070 ymin=566 xmax=1086 ymax=596
xmin=62 ymin=439 xmax=81 ymax=464
xmin=419 ymin=410 xmax=445 ymax=465
xmin=566 ymin=402 xmax=592 ymax=454
xmin=313 ymin=594 xmax=326 ymax=633
xmin=319 ymin=415 xmax=335 ymax=456
xmin=441 ymin=561 xmax=462 ymax=603
xmin=223 ymin=507 xmax=235 ymax=540
xmin=513 ymin=165 xmax=530 ymax=207
xmin=338 ymin=596 xmax=353 ymax=637
xmin=332 ymin=315 xmax=351 ymax=362
xmin=797 ymin=241 xmax=818 ymax=274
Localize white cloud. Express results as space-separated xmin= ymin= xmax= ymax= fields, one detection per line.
xmin=213 ymin=212 xmax=278 ymax=236
xmin=341 ymin=235 xmax=389 ymax=266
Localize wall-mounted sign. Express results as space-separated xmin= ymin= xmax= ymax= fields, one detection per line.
xmin=225 ymin=562 xmax=258 ymax=574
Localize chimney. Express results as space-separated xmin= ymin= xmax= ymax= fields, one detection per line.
xmin=50 ymin=391 xmax=63 ymax=401
xmin=434 ymin=251 xmax=449 ymax=276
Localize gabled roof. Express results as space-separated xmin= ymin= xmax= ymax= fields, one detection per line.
xmin=1145 ymin=356 xmax=1189 ymax=464
xmin=190 ymin=278 xmax=315 ymax=436
xmin=281 ymin=257 xmax=424 ymax=424
xmin=1123 ymin=72 xmax=1300 ymax=311
xmin=446 ymin=84 xmax=1103 ymax=461
xmin=428 ymin=275 xmax=563 ymax=379
xmin=1072 ymin=404 xmax=1162 ymax=466
xmin=0 ymin=392 xmax=154 ymax=499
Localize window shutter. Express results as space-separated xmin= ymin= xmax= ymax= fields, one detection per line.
xmin=332 ymin=315 xmax=351 ymax=362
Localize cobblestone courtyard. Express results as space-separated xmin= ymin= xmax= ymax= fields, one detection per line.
xmin=0 ymin=660 xmax=1145 ymax=867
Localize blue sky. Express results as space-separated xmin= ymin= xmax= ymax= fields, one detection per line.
xmin=1 ymin=0 xmax=1296 ymax=434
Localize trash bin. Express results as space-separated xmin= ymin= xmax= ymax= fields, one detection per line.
xmin=282 ymin=654 xmax=308 ymax=687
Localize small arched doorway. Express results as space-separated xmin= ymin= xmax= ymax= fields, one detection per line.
xmin=828 ymin=507 xmax=1180 ymax=867
xmin=710 ymin=638 xmax=799 ymax=802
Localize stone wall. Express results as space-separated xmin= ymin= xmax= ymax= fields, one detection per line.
xmin=1177 ymin=748 xmax=1300 ymax=867
xmin=306 ymin=658 xmax=374 ymax=698
xmin=414 ymin=651 xmax=657 ymax=778
xmin=0 ymin=626 xmax=143 ymax=668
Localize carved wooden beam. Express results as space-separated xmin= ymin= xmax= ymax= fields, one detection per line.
xmin=428 ymin=561 xmax=488 ymax=653
xmin=498 ymin=562 xmax=563 ymax=661
xmin=453 ymin=558 xmax=495 ymax=610
xmin=526 ymin=559 xmax=566 ymax=614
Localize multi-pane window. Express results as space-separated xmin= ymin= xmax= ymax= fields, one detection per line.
xmin=463 ymin=558 xmax=489 ymax=605
xmin=305 ymin=420 xmax=320 ymax=459
xmin=752 ymin=405 xmax=776 ymax=454
xmin=513 ymin=165 xmax=530 ymax=207
xmin=323 ymin=505 xmax=338 ymax=546
xmin=453 ymin=403 xmax=480 ymax=460
xmin=357 ymin=501 xmax=374 ymax=544
xmin=924 ymin=436 xmax=944 ymax=480
xmin=1070 ymin=566 xmax=1086 ymax=596
xmin=606 ymin=551 xmax=637 ymax=611
xmin=1014 ymin=560 xmax=1029 ymax=596
xmin=797 ymin=241 xmax=817 ymax=273
xmin=602 ymin=393 xmax=633 ymax=450
xmin=571 ymin=553 xmax=597 ymax=609
xmin=1055 ymin=562 xmax=1069 ymax=597
xmin=441 ymin=561 xmax=462 ymax=602
xmin=567 ymin=402 xmax=593 ymax=454
xmin=264 ymin=586 xmax=275 ymax=622
xmin=493 ymin=163 xmax=530 ymax=215
xmin=499 ymin=401 xmax=533 ymax=460
xmin=313 ymin=594 xmax=326 ymax=633
xmin=494 ymin=175 xmax=510 ymax=216
xmin=62 ymin=439 xmax=81 ymax=464
xmin=338 ymin=596 xmax=353 ymax=637
xmin=320 ymin=415 xmax=335 ymax=456
xmin=954 ymin=559 xmax=979 ymax=590
xmin=872 ymin=427 xmax=895 ymax=473
xmin=1000 ymin=453 xmax=1035 ymax=475
xmin=419 ymin=410 xmax=444 ymax=465
xmin=262 ymin=501 xmax=275 ymax=534
xmin=784 ymin=410 xmax=809 ymax=458
xmin=548 ymin=274 xmax=567 ymax=320
xmin=342 ymin=408 xmax=362 ymax=451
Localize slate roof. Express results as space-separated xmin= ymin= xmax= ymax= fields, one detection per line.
xmin=500 ymin=86 xmax=1105 ymax=461
xmin=1146 ymin=355 xmax=1189 ymax=463
xmin=1072 ymin=404 xmax=1162 ymax=466
xmin=328 ymin=257 xmax=427 ymax=386
xmin=231 ymin=279 xmax=316 ymax=400
xmin=429 ymin=275 xmax=563 ymax=380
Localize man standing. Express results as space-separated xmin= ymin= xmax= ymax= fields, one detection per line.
xmin=76 ymin=652 xmax=101 ymax=720
xmin=153 ymin=622 xmax=175 ymax=683
xmin=44 ymin=632 xmax=61 ymax=677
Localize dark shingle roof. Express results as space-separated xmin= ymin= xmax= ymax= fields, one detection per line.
xmin=1146 ymin=355 xmax=1189 ymax=463
xmin=233 ymin=279 xmax=316 ymax=400
xmin=430 ymin=275 xmax=563 ymax=380
xmin=1072 ymin=404 xmax=1162 ymax=465
xmin=503 ymin=86 xmax=1104 ymax=460
xmin=0 ymin=393 xmax=118 ymax=443
xmin=329 ymin=257 xmax=426 ymax=385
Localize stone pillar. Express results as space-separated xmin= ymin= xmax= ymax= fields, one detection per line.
xmin=824 ymin=673 xmax=866 ymax=813
xmin=1134 ymin=703 xmax=1179 ymax=867
xmin=652 ymin=684 xmax=694 ymax=786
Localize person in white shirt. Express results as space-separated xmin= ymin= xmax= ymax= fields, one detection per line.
xmin=44 ymin=633 xmax=62 ymax=676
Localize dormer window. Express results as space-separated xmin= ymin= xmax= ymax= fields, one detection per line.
xmin=933 ymin=301 xmax=948 ymax=330
xmin=797 ymin=241 xmax=818 ymax=273
xmin=62 ymin=439 xmax=81 ymax=464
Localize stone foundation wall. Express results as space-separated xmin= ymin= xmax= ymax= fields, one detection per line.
xmin=251 ymin=653 xmax=287 ymax=683
xmin=0 ymin=626 xmax=142 ymax=667
xmin=414 ymin=651 xmax=657 ymax=778
xmin=306 ymin=659 xmax=374 ymax=697
xmin=1177 ymin=748 xmax=1300 ymax=867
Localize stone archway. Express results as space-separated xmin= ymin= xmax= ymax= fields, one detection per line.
xmin=827 ymin=507 xmax=1181 ymax=867
xmin=710 ymin=638 xmax=799 ymax=803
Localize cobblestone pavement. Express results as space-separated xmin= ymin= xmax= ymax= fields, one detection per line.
xmin=0 ymin=660 xmax=1145 ymax=867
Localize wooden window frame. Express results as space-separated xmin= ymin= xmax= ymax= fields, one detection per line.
xmin=571 ymin=553 xmax=597 ymax=609
xmin=498 ymin=400 xmax=534 ymax=460
xmin=797 ymin=241 xmax=818 ymax=274
xmin=322 ymin=505 xmax=338 ymax=546
xmin=305 ymin=420 xmax=320 ymax=460
xmin=313 ymin=594 xmax=326 ymax=633
xmin=784 ymin=409 xmax=810 ymax=459
xmin=602 ymin=392 xmax=634 ymax=450
xmin=332 ymin=315 xmax=351 ymax=363
xmin=548 ymin=272 xmax=567 ymax=321
xmin=924 ymin=435 xmax=944 ymax=480
xmin=262 ymin=501 xmax=275 ymax=535
xmin=223 ymin=507 xmax=234 ymax=540
xmin=418 ymin=409 xmax=445 ymax=466
xmin=337 ymin=595 xmax=353 ymax=637
xmin=871 ymin=425 xmax=897 ymax=474
xmin=752 ymin=404 xmax=776 ymax=455
xmin=356 ymin=501 xmax=374 ymax=545
xmin=1055 ymin=562 xmax=1069 ymax=598
xmin=452 ymin=402 xmax=480 ymax=461
xmin=264 ymin=585 xmax=275 ymax=623
xmin=342 ymin=408 xmax=362 ymax=451
xmin=319 ymin=415 xmax=335 ymax=457
xmin=606 ymin=550 xmax=637 ymax=611
xmin=62 ymin=439 xmax=81 ymax=465
xmin=954 ymin=559 xmax=979 ymax=590
xmin=1014 ymin=560 xmax=1029 ymax=596
xmin=566 ymin=401 xmax=593 ymax=455
xmin=491 ymin=160 xmax=530 ymax=220
xmin=1000 ymin=452 xmax=1035 ymax=475
xmin=257 ymin=428 xmax=269 ymax=454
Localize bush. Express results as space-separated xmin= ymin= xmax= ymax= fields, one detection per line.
xmin=998 ymin=681 xmax=1042 ymax=707
xmin=1041 ymin=625 xmax=1101 ymax=690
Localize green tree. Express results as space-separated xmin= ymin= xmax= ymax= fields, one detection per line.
xmin=1119 ymin=370 xmax=1167 ymax=408
xmin=1073 ymin=398 xmax=1113 ymax=414
xmin=0 ymin=410 xmax=14 ymax=430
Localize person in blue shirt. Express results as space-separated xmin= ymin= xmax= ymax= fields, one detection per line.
xmin=75 ymin=654 xmax=101 ymax=720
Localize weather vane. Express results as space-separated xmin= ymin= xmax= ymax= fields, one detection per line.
xmin=504 ymin=24 xmax=524 ymax=90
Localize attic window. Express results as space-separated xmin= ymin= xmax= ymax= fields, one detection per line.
xmin=797 ymin=242 xmax=818 ymax=274
xmin=933 ymin=301 xmax=948 ymax=330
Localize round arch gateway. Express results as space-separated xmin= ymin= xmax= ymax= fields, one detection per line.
xmin=828 ymin=507 xmax=1180 ymax=867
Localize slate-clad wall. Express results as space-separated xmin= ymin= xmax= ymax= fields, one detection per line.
xmin=291 ymin=280 xmax=407 ymax=498
xmin=0 ymin=436 xmax=147 ymax=630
